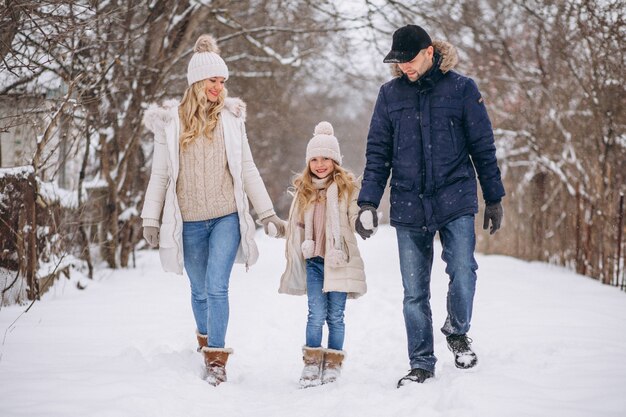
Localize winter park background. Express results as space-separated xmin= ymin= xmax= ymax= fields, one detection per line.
xmin=1 ymin=1 xmax=625 ymax=417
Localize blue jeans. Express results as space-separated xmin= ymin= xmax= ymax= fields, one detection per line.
xmin=396 ymin=215 xmax=478 ymax=373
xmin=182 ymin=213 xmax=240 ymax=348
xmin=305 ymin=257 xmax=348 ymax=350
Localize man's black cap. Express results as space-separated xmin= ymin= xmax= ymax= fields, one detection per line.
xmin=383 ymin=25 xmax=432 ymax=63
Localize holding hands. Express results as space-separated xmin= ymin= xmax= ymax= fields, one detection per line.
xmin=355 ymin=204 xmax=378 ymax=240
xmin=259 ymin=214 xmax=286 ymax=238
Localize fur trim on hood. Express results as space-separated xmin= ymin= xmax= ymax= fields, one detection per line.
xmin=390 ymin=40 xmax=458 ymax=78
xmin=142 ymin=97 xmax=247 ymax=134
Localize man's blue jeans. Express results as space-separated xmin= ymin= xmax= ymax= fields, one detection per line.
xmin=396 ymin=215 xmax=478 ymax=373
xmin=305 ymin=257 xmax=348 ymax=350
xmin=182 ymin=213 xmax=240 ymax=348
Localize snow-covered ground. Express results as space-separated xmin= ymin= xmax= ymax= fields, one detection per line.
xmin=1 ymin=226 xmax=625 ymax=417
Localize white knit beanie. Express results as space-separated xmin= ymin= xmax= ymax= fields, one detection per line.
xmin=305 ymin=121 xmax=342 ymax=165
xmin=187 ymin=34 xmax=229 ymax=86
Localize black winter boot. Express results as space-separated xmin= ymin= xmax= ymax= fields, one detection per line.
xmin=446 ymin=334 xmax=478 ymax=369
xmin=397 ymin=368 xmax=434 ymax=387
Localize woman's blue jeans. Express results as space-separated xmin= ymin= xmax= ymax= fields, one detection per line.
xmin=305 ymin=256 xmax=348 ymax=350
xmin=182 ymin=213 xmax=240 ymax=348
xmin=396 ymin=215 xmax=478 ymax=372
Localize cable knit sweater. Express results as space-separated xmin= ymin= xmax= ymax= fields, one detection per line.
xmin=176 ymin=123 xmax=237 ymax=221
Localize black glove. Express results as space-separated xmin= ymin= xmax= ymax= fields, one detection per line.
xmin=355 ymin=204 xmax=378 ymax=240
xmin=483 ymin=202 xmax=503 ymax=235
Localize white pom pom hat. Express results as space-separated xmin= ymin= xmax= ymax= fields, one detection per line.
xmin=305 ymin=121 xmax=342 ymax=165
xmin=187 ymin=34 xmax=229 ymax=86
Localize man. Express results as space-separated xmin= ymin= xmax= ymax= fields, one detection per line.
xmin=356 ymin=25 xmax=505 ymax=387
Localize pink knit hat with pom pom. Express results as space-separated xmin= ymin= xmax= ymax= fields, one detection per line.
xmin=187 ymin=34 xmax=229 ymax=85
xmin=305 ymin=121 xmax=342 ymax=165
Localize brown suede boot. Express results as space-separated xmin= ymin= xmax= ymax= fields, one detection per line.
xmin=321 ymin=348 xmax=345 ymax=384
xmin=201 ymin=347 xmax=233 ymax=386
xmin=299 ymin=346 xmax=324 ymax=388
xmin=196 ymin=331 xmax=208 ymax=352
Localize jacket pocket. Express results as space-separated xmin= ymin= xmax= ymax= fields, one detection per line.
xmin=388 ymin=99 xmax=418 ymax=157
xmin=390 ymin=177 xmax=414 ymax=191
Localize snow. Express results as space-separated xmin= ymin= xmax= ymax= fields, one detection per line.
xmin=0 ymin=165 xmax=34 ymax=179
xmin=37 ymin=180 xmax=79 ymax=209
xmin=1 ymin=226 xmax=625 ymax=417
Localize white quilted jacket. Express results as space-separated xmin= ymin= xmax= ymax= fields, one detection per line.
xmin=141 ymin=98 xmax=275 ymax=274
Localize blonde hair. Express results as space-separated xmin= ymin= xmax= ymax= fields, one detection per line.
xmin=179 ymin=80 xmax=226 ymax=148
xmin=292 ymin=161 xmax=356 ymax=220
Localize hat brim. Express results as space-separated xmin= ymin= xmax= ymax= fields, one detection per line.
xmin=383 ymin=50 xmax=419 ymax=63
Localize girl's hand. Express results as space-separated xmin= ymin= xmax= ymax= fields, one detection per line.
xmin=355 ymin=205 xmax=378 ymax=239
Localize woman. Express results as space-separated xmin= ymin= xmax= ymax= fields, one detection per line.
xmin=141 ymin=34 xmax=285 ymax=386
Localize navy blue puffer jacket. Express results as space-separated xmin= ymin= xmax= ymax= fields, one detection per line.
xmin=358 ymin=41 xmax=505 ymax=232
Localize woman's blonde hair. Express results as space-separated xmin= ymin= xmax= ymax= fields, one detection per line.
xmin=292 ymin=161 xmax=356 ymax=220
xmin=178 ymin=80 xmax=225 ymax=147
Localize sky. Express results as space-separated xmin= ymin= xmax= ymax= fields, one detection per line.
xmin=1 ymin=225 xmax=625 ymax=417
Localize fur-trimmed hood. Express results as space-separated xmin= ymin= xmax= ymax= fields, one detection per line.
xmin=390 ymin=40 xmax=458 ymax=78
xmin=142 ymin=97 xmax=247 ymax=134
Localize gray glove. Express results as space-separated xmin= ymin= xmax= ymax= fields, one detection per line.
xmin=259 ymin=215 xmax=286 ymax=238
xmin=483 ymin=202 xmax=503 ymax=235
xmin=143 ymin=226 xmax=159 ymax=247
xmin=355 ymin=204 xmax=378 ymax=240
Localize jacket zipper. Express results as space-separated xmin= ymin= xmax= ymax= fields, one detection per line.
xmin=449 ymin=119 xmax=459 ymax=154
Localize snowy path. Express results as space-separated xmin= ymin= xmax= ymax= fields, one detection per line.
xmin=1 ymin=226 xmax=625 ymax=417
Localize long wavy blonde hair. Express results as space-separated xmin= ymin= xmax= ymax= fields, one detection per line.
xmin=178 ymin=80 xmax=226 ymax=148
xmin=292 ymin=161 xmax=356 ymax=221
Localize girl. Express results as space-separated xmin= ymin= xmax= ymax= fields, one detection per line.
xmin=279 ymin=121 xmax=367 ymax=388
xmin=141 ymin=34 xmax=285 ymax=386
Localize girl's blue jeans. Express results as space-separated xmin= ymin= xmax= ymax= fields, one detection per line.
xmin=305 ymin=256 xmax=348 ymax=350
xmin=182 ymin=213 xmax=240 ymax=348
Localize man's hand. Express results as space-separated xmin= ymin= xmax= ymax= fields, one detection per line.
xmin=259 ymin=215 xmax=286 ymax=238
xmin=355 ymin=204 xmax=378 ymax=240
xmin=483 ymin=202 xmax=503 ymax=235
xmin=143 ymin=226 xmax=159 ymax=247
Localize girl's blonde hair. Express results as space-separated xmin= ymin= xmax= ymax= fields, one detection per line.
xmin=292 ymin=161 xmax=356 ymax=220
xmin=178 ymin=80 xmax=225 ymax=147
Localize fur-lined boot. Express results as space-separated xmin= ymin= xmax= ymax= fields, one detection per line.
xmin=299 ymin=346 xmax=325 ymax=388
xmin=201 ymin=347 xmax=233 ymax=386
xmin=321 ymin=348 xmax=345 ymax=384
xmin=196 ymin=331 xmax=208 ymax=352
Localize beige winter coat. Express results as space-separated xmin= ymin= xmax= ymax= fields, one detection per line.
xmin=141 ymin=97 xmax=275 ymax=274
xmin=279 ymin=180 xmax=367 ymax=299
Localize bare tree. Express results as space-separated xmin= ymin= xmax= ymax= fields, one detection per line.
xmin=1 ymin=0 xmax=361 ymax=272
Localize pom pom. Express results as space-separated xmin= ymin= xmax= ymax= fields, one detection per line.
xmin=301 ymin=240 xmax=315 ymax=259
xmin=314 ymin=121 xmax=334 ymax=136
xmin=194 ymin=34 xmax=220 ymax=54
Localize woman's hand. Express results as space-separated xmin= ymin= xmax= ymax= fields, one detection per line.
xmin=259 ymin=215 xmax=286 ymax=238
xmin=143 ymin=226 xmax=159 ymax=247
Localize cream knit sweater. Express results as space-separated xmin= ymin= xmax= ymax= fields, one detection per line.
xmin=176 ymin=123 xmax=237 ymax=221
